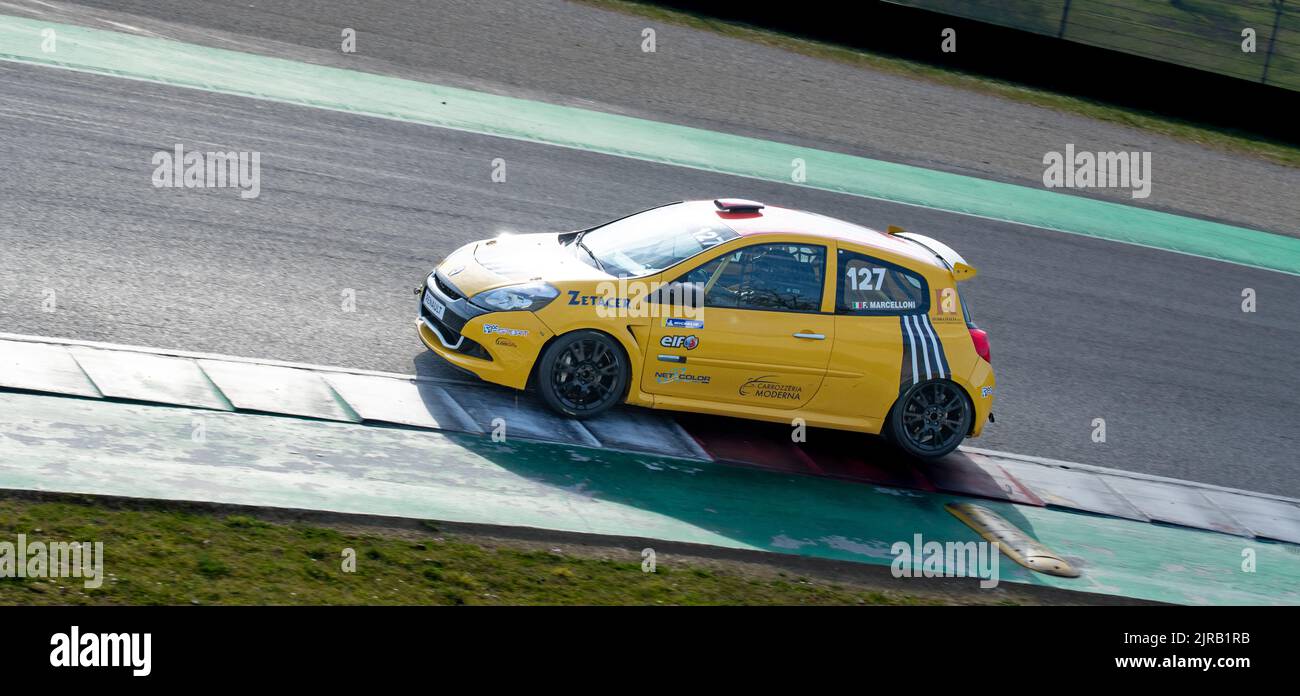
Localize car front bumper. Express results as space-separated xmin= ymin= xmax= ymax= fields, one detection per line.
xmin=416 ymin=271 xmax=551 ymax=390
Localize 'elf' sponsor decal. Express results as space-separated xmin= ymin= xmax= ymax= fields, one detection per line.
xmin=659 ymin=335 xmax=699 ymax=350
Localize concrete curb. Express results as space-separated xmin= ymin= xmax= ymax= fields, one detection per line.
xmin=2 ymin=333 xmax=1297 ymax=544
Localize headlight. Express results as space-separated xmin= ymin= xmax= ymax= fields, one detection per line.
xmin=471 ymin=282 xmax=559 ymax=312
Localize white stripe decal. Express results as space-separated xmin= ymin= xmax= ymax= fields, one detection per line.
xmin=921 ymin=314 xmax=945 ymax=379
xmin=911 ymin=315 xmax=933 ymax=380
xmin=902 ymin=316 xmax=919 ymax=385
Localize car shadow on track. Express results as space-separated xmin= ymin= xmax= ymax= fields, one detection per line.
xmin=406 ymin=352 xmax=1044 ymax=559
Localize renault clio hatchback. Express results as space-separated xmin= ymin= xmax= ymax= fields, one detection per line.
xmin=416 ymin=199 xmax=994 ymax=459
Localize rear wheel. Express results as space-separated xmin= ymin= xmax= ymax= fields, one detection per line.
xmin=536 ymin=330 xmax=628 ymax=418
xmin=886 ymin=380 xmax=972 ymax=459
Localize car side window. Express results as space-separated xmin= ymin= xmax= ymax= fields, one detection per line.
xmin=675 ymin=243 xmax=826 ymax=312
xmin=836 ymin=250 xmax=928 ymax=315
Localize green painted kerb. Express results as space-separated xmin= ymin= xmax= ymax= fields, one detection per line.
xmin=1 ymin=15 xmax=1298 ymax=275
xmin=2 ymin=390 xmax=1299 ymax=605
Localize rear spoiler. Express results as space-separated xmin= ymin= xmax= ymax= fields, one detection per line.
xmin=887 ymin=226 xmax=977 ymax=281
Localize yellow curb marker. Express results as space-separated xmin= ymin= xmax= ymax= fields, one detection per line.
xmin=946 ymin=503 xmax=1081 ymax=578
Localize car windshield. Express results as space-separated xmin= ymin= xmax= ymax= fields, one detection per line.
xmin=575 ymin=204 xmax=739 ymax=277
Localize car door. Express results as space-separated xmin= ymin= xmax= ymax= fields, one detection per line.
xmin=641 ymin=240 xmax=834 ymax=409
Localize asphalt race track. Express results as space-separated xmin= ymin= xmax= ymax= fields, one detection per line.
xmin=19 ymin=0 xmax=1300 ymax=236
xmin=0 ymin=35 xmax=1297 ymax=495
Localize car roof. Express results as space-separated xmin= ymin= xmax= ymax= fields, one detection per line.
xmin=677 ymin=200 xmax=945 ymax=269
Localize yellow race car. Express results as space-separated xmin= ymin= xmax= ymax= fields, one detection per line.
xmin=416 ymin=199 xmax=994 ymax=458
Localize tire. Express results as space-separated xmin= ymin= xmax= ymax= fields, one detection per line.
xmin=885 ymin=379 xmax=973 ymax=460
xmin=536 ymin=330 xmax=629 ymax=419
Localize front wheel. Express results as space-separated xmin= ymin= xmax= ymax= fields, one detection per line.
xmin=536 ymin=330 xmax=628 ymax=418
xmin=885 ymin=380 xmax=973 ymax=459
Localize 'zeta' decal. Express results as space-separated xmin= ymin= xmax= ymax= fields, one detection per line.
xmin=898 ymin=314 xmax=950 ymax=393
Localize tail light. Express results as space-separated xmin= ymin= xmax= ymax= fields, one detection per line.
xmin=969 ymin=327 xmax=991 ymax=363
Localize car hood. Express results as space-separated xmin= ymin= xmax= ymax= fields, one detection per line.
xmin=438 ymin=233 xmax=611 ymax=298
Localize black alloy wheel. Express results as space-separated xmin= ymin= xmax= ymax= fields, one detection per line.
xmin=887 ymin=379 xmax=973 ymax=459
xmin=537 ymin=330 xmax=628 ymax=418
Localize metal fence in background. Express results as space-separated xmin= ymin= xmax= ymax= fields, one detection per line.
xmin=889 ymin=0 xmax=1300 ymax=91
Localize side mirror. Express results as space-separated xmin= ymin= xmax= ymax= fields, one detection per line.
xmin=653 ymin=281 xmax=703 ymax=308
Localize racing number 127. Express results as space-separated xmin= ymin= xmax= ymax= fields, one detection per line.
xmin=847 ymin=266 xmax=886 ymax=291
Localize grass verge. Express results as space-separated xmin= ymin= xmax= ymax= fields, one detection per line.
xmin=579 ymin=0 xmax=1300 ymax=167
xmin=0 ymin=496 xmax=999 ymax=606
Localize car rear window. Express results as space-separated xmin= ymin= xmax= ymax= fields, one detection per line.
xmin=835 ymin=250 xmax=928 ymax=314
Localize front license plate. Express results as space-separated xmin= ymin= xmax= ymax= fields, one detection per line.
xmin=422 ymin=290 xmax=446 ymax=321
